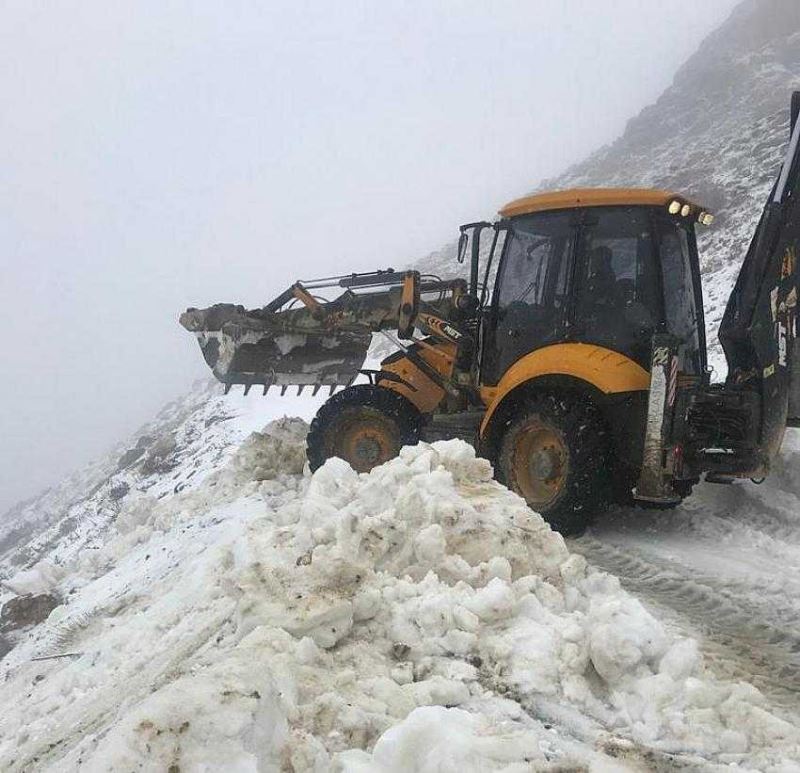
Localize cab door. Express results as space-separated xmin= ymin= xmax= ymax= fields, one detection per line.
xmin=481 ymin=210 xmax=576 ymax=385
xmin=571 ymin=206 xmax=664 ymax=369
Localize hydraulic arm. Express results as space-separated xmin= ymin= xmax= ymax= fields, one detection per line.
xmin=180 ymin=269 xmax=473 ymax=395
xmin=718 ymin=93 xmax=800 ymax=444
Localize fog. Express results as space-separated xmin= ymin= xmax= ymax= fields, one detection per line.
xmin=1 ymin=0 xmax=740 ymax=512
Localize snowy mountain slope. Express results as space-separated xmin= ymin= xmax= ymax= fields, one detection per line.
xmin=419 ymin=0 xmax=800 ymax=375
xmin=550 ymin=0 xmax=800 ymax=373
xmin=0 ymin=382 xmax=327 ymax=604
xmin=2 ymin=428 xmax=799 ymax=771
xmin=3 ymin=0 xmax=800 ymax=769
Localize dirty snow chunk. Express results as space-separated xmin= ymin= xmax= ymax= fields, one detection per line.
xmin=84 ymin=629 xmax=289 ymax=772
xmin=284 ymin=599 xmax=354 ymax=649
xmin=465 ymin=577 xmax=516 ymax=622
xmin=588 ymin=596 xmax=670 ymax=684
xmin=334 ymin=706 xmax=546 ymax=772
xmin=229 ymin=417 xmax=308 ymax=481
xmin=659 ymin=638 xmax=701 ymax=681
xmin=291 ymin=441 xmax=570 ymax=585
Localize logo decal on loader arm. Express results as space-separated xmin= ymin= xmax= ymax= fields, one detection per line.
xmin=417 ymin=313 xmax=464 ymax=342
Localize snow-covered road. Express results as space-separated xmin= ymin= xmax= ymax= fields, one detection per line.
xmin=573 ymin=430 xmax=800 ymax=718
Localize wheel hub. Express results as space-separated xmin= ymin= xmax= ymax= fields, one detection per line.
xmin=530 ymin=447 xmax=559 ymax=481
xmin=338 ymin=414 xmax=399 ymax=473
xmin=353 ymin=434 xmax=384 ymax=466
xmin=512 ymin=422 xmax=568 ymax=508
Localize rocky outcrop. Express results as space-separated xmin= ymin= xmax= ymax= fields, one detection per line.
xmin=0 ymin=592 xmax=59 ymax=633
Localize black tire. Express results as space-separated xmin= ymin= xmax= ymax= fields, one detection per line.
xmin=306 ymin=384 xmax=422 ymax=473
xmin=496 ymin=394 xmax=611 ymax=536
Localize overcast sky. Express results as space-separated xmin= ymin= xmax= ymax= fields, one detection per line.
xmin=1 ymin=0 xmax=740 ymax=512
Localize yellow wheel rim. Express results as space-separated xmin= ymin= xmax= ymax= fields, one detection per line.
xmin=511 ymin=420 xmax=568 ymax=509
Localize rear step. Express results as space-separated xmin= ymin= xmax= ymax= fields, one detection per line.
xmin=705 ymin=473 xmax=735 ymax=485
xmin=421 ymin=411 xmax=484 ymax=444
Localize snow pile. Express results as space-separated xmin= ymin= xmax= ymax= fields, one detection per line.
xmin=1 ymin=424 xmax=798 ymax=771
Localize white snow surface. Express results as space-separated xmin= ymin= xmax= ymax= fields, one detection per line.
xmin=5 ymin=6 xmax=800 ymax=770
xmin=2 ymin=422 xmax=799 ymax=771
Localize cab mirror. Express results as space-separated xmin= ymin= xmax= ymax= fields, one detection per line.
xmin=457 ymin=232 xmax=469 ymax=264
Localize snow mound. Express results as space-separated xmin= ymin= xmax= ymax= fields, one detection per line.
xmin=2 ymin=559 xmax=65 ymax=596
xmin=1 ymin=426 xmax=798 ymax=771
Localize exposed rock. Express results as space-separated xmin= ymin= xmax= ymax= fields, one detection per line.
xmin=0 ymin=593 xmax=59 ymax=633
xmin=141 ymin=434 xmax=178 ymax=475
xmin=108 ymin=481 xmax=130 ymax=502
xmin=57 ymin=515 xmax=78 ymax=538
xmin=135 ymin=434 xmax=155 ymax=450
xmin=117 ymin=446 xmax=145 ymax=470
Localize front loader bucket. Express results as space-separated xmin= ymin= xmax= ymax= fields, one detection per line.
xmin=181 ymin=269 xmax=468 ymax=395
xmin=180 ymin=303 xmax=371 ymax=393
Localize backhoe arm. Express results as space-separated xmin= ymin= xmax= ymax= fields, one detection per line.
xmin=719 ymin=92 xmax=800 ymax=455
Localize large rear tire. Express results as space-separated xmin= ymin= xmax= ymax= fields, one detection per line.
xmin=496 ymin=394 xmax=611 ymax=536
xmin=306 ymin=384 xmax=422 ymax=473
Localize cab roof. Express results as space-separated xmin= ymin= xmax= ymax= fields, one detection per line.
xmin=499 ymin=188 xmax=704 ymax=218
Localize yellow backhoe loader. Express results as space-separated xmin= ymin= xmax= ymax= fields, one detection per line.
xmin=181 ymin=93 xmax=800 ymax=534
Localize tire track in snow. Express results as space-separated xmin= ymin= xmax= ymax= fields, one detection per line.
xmin=571 ymin=528 xmax=800 ymax=713
xmin=686 ymin=484 xmax=800 ymax=547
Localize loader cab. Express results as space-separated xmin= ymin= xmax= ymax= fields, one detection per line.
xmin=477 ymin=189 xmax=709 ymax=386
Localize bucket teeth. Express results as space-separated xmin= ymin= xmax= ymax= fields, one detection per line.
xmin=312 ymin=384 xmax=322 ymax=396
xmin=280 ymin=385 xmax=289 ymax=396
xmin=328 ymin=384 xmax=336 ymax=396
xmin=297 ymin=385 xmax=305 ymax=395
xmin=262 ymin=384 xmax=269 ymax=395
xmin=243 ymin=382 xmax=253 ymax=396
xmin=223 ymin=383 xmax=232 ymax=395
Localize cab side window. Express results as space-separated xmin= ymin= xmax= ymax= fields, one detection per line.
xmin=482 ymin=211 xmax=574 ymax=383
xmin=496 ymin=211 xmax=573 ymax=315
